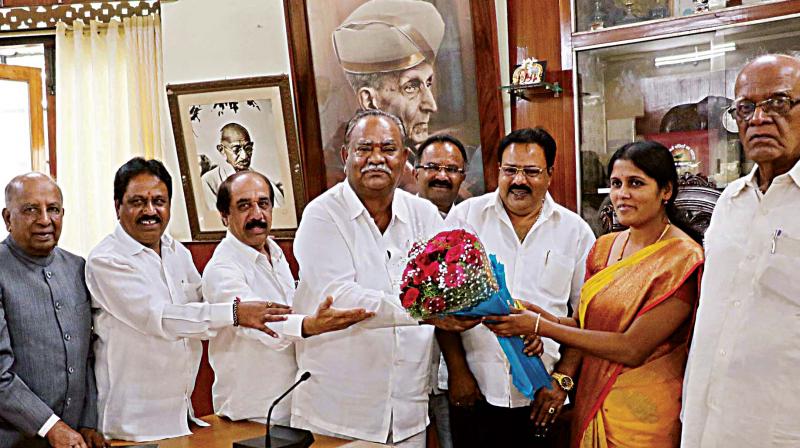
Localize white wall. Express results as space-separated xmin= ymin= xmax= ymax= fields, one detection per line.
xmin=159 ymin=0 xmax=509 ymax=241
xmin=496 ymin=0 xmax=512 ymax=135
xmin=160 ymin=0 xmax=292 ymax=241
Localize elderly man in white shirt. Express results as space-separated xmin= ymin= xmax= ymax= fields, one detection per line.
xmin=291 ymin=110 xmax=475 ymax=447
xmin=201 ymin=170 xmax=372 ymax=425
xmin=441 ymin=127 xmax=595 ymax=446
xmin=85 ymin=158 xmax=292 ymax=442
xmin=681 ymin=54 xmax=800 ymax=447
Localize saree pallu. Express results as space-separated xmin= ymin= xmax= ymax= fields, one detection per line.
xmin=572 ymin=234 xmax=704 ymax=448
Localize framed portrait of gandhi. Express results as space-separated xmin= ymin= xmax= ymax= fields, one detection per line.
xmin=167 ymin=75 xmax=305 ymax=241
xmin=285 ymin=0 xmax=505 ymax=201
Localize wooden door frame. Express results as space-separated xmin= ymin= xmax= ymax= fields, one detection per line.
xmin=0 ymin=35 xmax=56 ymax=177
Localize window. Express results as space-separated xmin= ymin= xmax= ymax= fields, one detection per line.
xmin=0 ymin=36 xmax=55 ymax=239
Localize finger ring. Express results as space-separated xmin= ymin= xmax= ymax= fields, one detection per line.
xmin=266 ymin=301 xmax=273 ymax=308
xmin=548 ymin=407 xmax=556 ymax=414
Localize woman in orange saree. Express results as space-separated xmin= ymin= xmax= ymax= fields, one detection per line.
xmin=485 ymin=141 xmax=704 ymax=448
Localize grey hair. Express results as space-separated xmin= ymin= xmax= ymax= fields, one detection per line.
xmin=343 ymin=109 xmax=407 ymax=146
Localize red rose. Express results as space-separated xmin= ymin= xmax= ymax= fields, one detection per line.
xmin=445 ymin=229 xmax=465 ymax=245
xmin=401 ymin=287 xmax=420 ymax=308
xmin=444 ymin=263 xmax=465 ymax=288
xmin=423 ymin=296 xmax=446 ymax=313
xmin=445 ymin=244 xmax=466 ymax=263
xmin=413 ymin=259 xmax=440 ymax=284
xmin=421 ymin=260 xmax=440 ymax=279
xmin=464 ymin=248 xmax=482 ymax=265
xmin=424 ymin=242 xmax=445 ymax=257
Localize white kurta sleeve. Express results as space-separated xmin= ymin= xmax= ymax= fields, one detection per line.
xmin=202 ymin=262 xmax=304 ymax=347
xmin=86 ymin=255 xmax=232 ymax=340
xmin=294 ymin=208 xmax=418 ymax=329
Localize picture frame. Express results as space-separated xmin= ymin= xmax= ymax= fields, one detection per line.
xmin=284 ymin=0 xmax=505 ymax=198
xmin=167 ymin=75 xmax=305 ymax=241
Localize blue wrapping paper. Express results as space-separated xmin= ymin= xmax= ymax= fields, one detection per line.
xmin=452 ymin=255 xmax=552 ymax=399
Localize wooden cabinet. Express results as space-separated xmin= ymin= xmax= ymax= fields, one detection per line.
xmin=568 ymin=0 xmax=800 ymax=234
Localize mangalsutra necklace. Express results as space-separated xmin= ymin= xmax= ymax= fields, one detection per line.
xmin=617 ymin=221 xmax=671 ymax=261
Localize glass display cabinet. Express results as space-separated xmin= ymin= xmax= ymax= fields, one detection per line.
xmin=572 ymin=10 xmax=800 ymax=234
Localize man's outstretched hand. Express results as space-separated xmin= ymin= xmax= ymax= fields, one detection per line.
xmin=302 ymin=296 xmax=375 ymax=337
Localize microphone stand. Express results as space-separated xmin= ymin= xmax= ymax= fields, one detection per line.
xmin=232 ymin=371 xmax=313 ymax=448
xmin=265 ymin=371 xmax=311 ymax=448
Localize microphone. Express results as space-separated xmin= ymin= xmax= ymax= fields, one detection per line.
xmin=266 ymin=371 xmax=311 ymax=447
xmin=233 ymin=371 xmax=314 ymax=448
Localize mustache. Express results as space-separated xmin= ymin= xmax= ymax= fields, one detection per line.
xmin=429 ymin=179 xmax=453 ymax=189
xmin=361 ymin=163 xmax=391 ymax=174
xmin=509 ymin=184 xmax=532 ymax=194
xmin=245 ymin=220 xmax=268 ymax=230
xmin=136 ymin=215 xmax=161 ymax=225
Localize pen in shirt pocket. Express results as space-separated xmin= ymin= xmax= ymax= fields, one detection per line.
xmin=770 ymin=228 xmax=783 ymax=254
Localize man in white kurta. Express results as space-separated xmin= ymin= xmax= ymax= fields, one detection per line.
xmin=202 ymin=170 xmax=371 ymax=426
xmin=291 ymin=110 xmax=444 ymax=447
xmin=681 ymin=55 xmax=800 ymax=447
xmin=86 ymin=158 xmax=287 ymax=441
xmin=203 ymin=233 xmax=299 ymax=425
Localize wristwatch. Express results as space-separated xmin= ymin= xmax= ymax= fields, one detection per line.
xmin=551 ymin=372 xmax=574 ymax=392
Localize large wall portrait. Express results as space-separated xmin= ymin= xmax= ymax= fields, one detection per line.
xmin=167 ymin=75 xmax=304 ymax=240
xmin=286 ymin=0 xmax=505 ymax=201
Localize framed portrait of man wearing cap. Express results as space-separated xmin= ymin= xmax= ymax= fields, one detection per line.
xmin=285 ymin=0 xmax=505 ymax=201
xmin=167 ymin=75 xmax=306 ymax=240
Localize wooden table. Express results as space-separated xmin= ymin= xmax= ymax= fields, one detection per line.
xmin=109 ymin=415 xmax=354 ymax=448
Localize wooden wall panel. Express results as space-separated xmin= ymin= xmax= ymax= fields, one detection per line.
xmin=507 ymin=0 xmax=578 ymax=211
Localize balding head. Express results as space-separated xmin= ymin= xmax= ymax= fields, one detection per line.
xmin=735 ymin=54 xmax=800 ymax=97
xmin=3 ymin=172 xmax=64 ymax=257
xmin=220 ymin=122 xmax=251 ymax=144
xmin=217 ymin=122 xmax=254 ymax=171
xmin=733 ymin=54 xmax=800 ymax=182
xmin=5 ymin=172 xmax=62 ymax=207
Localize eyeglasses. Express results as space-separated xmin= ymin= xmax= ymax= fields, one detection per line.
xmin=415 ymin=163 xmax=465 ymax=175
xmin=220 ymin=141 xmax=254 ymax=156
xmin=499 ymin=165 xmax=545 ymax=178
xmin=727 ymin=95 xmax=800 ymax=122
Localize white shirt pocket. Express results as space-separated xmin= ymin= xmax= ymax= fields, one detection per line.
xmin=757 ymin=232 xmax=800 ymax=306
xmin=538 ymin=252 xmax=573 ymax=298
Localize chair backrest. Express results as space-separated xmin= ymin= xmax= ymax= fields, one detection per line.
xmin=598 ymin=173 xmax=721 ymax=237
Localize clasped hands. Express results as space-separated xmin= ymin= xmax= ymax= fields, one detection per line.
xmin=46 ymin=421 xmax=107 ymax=448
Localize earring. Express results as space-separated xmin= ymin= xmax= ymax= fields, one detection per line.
xmin=663 ymin=199 xmax=669 ymax=205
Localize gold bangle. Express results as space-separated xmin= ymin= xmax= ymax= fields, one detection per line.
xmin=534 ymin=313 xmax=541 ymax=335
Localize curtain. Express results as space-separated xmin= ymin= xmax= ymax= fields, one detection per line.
xmin=56 ymin=15 xmax=166 ymax=256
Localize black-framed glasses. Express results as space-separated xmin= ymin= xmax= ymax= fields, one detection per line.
xmin=415 ymin=163 xmax=465 ymax=175
xmin=499 ymin=165 xmax=545 ymax=178
xmin=727 ymin=96 xmax=800 ymax=122
xmin=220 ymin=141 xmax=254 ymax=156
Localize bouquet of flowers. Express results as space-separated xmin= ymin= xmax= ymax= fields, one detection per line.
xmin=400 ymin=229 xmax=552 ymax=398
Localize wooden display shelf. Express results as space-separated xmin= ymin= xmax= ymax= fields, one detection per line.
xmin=571 ymin=0 xmax=800 ymax=49
xmin=501 ymin=81 xmax=564 ymax=100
